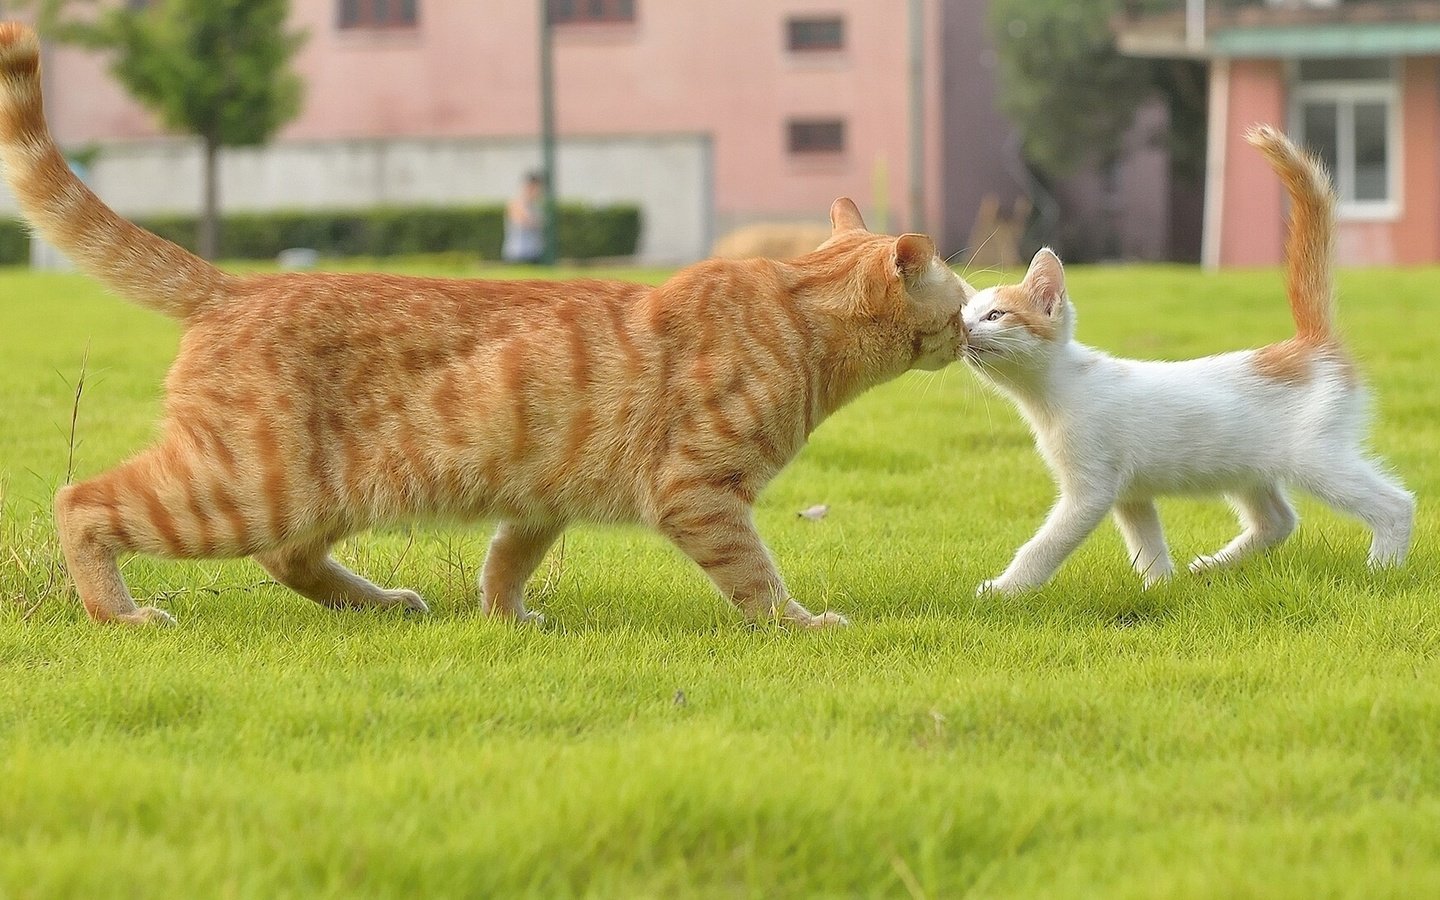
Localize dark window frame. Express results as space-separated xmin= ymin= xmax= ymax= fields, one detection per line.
xmin=787 ymin=16 xmax=844 ymax=52
xmin=549 ymin=0 xmax=636 ymax=25
xmin=339 ymin=0 xmax=419 ymax=31
xmin=787 ymin=118 xmax=846 ymax=155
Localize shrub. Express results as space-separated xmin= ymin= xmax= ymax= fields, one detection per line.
xmin=133 ymin=202 xmax=640 ymax=261
xmin=0 ymin=219 xmax=28 ymax=265
xmin=1 ymin=203 xmax=642 ymax=265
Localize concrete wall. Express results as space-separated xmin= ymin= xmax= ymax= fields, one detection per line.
xmin=0 ymin=135 xmax=713 ymax=263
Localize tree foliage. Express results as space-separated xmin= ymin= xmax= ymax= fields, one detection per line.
xmin=37 ymin=0 xmax=305 ymax=146
xmin=30 ymin=0 xmax=306 ymax=257
xmin=990 ymin=0 xmax=1206 ymax=182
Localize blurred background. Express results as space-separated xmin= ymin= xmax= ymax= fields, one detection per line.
xmin=0 ymin=0 xmax=1431 ymax=270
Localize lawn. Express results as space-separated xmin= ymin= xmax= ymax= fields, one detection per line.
xmin=1 ymin=258 xmax=1437 ymax=898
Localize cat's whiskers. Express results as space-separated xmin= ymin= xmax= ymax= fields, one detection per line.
xmin=959 ymin=228 xmax=1000 ymax=276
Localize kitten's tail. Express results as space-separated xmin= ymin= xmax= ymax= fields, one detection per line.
xmin=0 ymin=23 xmax=228 ymax=319
xmin=1245 ymin=124 xmax=1337 ymax=345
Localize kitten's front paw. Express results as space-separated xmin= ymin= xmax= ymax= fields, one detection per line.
xmin=977 ymin=577 xmax=1032 ymax=597
xmin=976 ymin=578 xmax=1006 ymax=597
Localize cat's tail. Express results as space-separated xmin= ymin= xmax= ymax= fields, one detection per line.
xmin=1245 ymin=124 xmax=1337 ymax=345
xmin=0 ymin=22 xmax=228 ymax=319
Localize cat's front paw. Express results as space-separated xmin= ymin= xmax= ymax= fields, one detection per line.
xmin=802 ymin=610 xmax=849 ymax=629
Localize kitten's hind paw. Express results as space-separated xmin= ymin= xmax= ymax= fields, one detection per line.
xmin=1187 ymin=555 xmax=1223 ymax=575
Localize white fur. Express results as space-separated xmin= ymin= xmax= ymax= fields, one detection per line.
xmin=964 ymin=249 xmax=1414 ymax=595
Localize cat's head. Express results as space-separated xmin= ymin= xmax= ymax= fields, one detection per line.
xmin=802 ymin=198 xmax=973 ymax=373
xmin=962 ymin=248 xmax=1073 ymax=377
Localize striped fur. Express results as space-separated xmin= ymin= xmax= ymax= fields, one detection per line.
xmin=0 ymin=24 xmax=972 ymax=626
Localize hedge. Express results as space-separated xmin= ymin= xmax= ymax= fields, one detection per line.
xmin=0 ymin=218 xmax=27 ymax=265
xmin=0 ymin=202 xmax=641 ymax=264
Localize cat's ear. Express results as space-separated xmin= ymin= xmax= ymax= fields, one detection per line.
xmin=894 ymin=233 xmax=935 ymax=280
xmin=1021 ymin=247 xmax=1066 ymax=316
xmin=830 ymin=197 xmax=868 ymax=234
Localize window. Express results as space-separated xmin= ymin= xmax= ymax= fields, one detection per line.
xmin=787 ymin=16 xmax=844 ymax=52
xmin=1292 ymin=57 xmax=1398 ymax=216
xmin=339 ymin=0 xmax=418 ymax=30
xmin=550 ymin=0 xmax=635 ymax=25
xmin=788 ymin=118 xmax=845 ymax=155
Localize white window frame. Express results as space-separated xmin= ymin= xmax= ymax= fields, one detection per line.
xmin=1289 ymin=59 xmax=1403 ymax=221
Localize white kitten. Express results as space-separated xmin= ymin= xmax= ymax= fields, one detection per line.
xmin=963 ymin=125 xmax=1414 ymax=595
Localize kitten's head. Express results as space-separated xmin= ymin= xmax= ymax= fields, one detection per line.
xmin=962 ymin=248 xmax=1073 ymax=377
xmin=802 ymin=198 xmax=973 ymax=373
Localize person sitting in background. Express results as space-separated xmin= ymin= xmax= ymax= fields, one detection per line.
xmin=502 ymin=171 xmax=546 ymax=264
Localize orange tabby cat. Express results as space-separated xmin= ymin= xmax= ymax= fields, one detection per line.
xmin=0 ymin=23 xmax=971 ymax=627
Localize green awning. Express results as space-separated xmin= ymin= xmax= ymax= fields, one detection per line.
xmin=1213 ymin=22 xmax=1440 ymax=58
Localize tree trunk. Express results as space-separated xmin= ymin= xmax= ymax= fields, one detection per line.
xmin=199 ymin=136 xmax=220 ymax=261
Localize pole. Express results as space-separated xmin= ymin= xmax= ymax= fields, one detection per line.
xmin=907 ymin=0 xmax=926 ymax=235
xmin=1186 ymin=0 xmax=1205 ymax=53
xmin=539 ymin=0 xmax=558 ymax=265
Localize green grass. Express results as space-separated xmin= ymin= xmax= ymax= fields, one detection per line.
xmin=1 ymin=259 xmax=1438 ymax=898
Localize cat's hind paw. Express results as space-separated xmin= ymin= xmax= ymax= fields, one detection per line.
xmin=113 ymin=606 xmax=177 ymax=627
xmin=386 ymin=589 xmax=430 ymax=614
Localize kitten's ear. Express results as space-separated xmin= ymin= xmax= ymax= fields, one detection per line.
xmin=894 ymin=233 xmax=935 ymax=280
xmin=830 ymin=197 xmax=868 ymax=234
xmin=1022 ymin=247 xmax=1066 ymax=316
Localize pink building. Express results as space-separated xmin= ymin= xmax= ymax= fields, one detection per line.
xmin=8 ymin=0 xmax=971 ymax=261
xmin=1119 ymin=0 xmax=1440 ymax=268
xmin=1 ymin=0 xmax=1183 ymax=263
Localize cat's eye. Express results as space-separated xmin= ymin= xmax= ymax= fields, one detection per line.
xmin=984 ymin=310 xmax=1005 ymax=322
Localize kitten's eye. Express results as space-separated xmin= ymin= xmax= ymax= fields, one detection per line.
xmin=984 ymin=310 xmax=1005 ymax=322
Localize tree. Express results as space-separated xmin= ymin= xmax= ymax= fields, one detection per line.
xmin=33 ymin=0 xmax=306 ymax=259
xmin=989 ymin=0 xmax=1206 ymax=183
